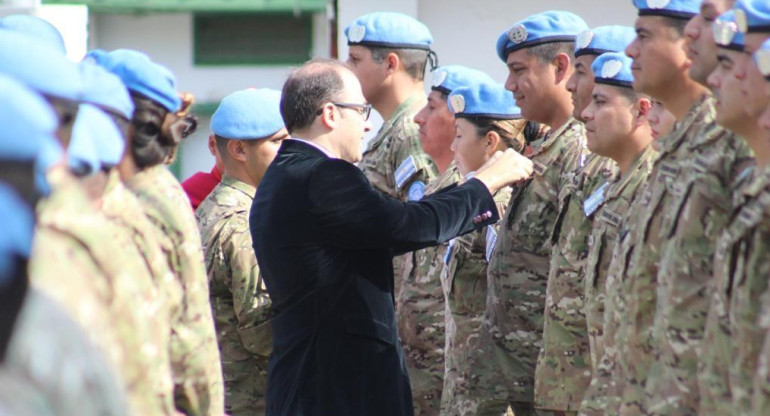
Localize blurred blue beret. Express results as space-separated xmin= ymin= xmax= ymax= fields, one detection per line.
xmin=591 ymin=52 xmax=635 ymax=88
xmin=345 ymin=12 xmax=433 ymax=50
xmin=754 ymin=37 xmax=770 ymax=79
xmin=632 ymin=0 xmax=700 ymax=19
xmin=714 ymin=10 xmax=746 ymax=51
xmin=211 ymin=88 xmax=285 ymax=140
xmin=430 ymin=65 xmax=496 ymax=95
xmin=0 ymin=182 xmax=35 ymax=284
xmin=81 ymin=104 xmax=125 ymax=167
xmin=575 ymin=25 xmax=636 ymax=58
xmin=79 ymin=61 xmax=135 ymax=120
xmin=68 ymin=104 xmax=102 ymax=176
xmin=496 ymin=11 xmax=588 ymax=61
xmin=0 ymin=29 xmax=82 ymax=101
xmin=448 ymin=82 xmax=522 ymax=120
xmin=86 ymin=48 xmax=181 ymax=113
xmin=0 ymin=14 xmax=65 ymax=55
xmin=0 ymin=74 xmax=59 ymax=162
xmin=735 ymin=0 xmax=770 ymax=33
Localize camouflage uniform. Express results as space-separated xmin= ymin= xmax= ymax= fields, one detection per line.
xmin=579 ymin=146 xmax=657 ymax=416
xmin=645 ymin=117 xmax=751 ymax=416
xmin=439 ymin=184 xmax=513 ymax=416
xmin=30 ymin=168 xmax=174 ymax=416
xmin=472 ymin=118 xmax=581 ymax=414
xmin=700 ymin=166 xmax=770 ymax=416
xmin=753 ymin=212 xmax=770 ymax=415
xmin=535 ymin=150 xmax=617 ymax=413
xmin=196 ymin=175 xmax=272 ymax=416
xmin=127 ymin=165 xmax=225 ymax=416
xmin=613 ymin=96 xmax=714 ymax=416
xmin=359 ymin=93 xmax=438 ymax=296
xmin=0 ymin=289 xmax=128 ymax=416
xmin=397 ymin=162 xmax=462 ymax=416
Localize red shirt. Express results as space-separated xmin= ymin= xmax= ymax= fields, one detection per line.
xmin=181 ymin=165 xmax=222 ymax=210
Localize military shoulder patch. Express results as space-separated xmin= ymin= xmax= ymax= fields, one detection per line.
xmin=583 ymin=182 xmax=609 ymax=217
xmin=408 ymin=181 xmax=426 ymax=201
xmin=485 ymin=225 xmax=498 ymax=263
xmin=395 ymin=155 xmax=419 ymax=190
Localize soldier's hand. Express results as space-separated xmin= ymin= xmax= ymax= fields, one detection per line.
xmin=474 ymin=148 xmax=533 ymax=194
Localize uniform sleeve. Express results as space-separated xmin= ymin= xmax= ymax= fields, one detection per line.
xmin=308 ymin=158 xmax=498 ymax=254
xmin=391 ymin=123 xmax=437 ymax=202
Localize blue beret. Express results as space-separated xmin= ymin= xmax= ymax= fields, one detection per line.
xmin=591 ymin=52 xmax=635 ymax=88
xmin=496 ymin=11 xmax=588 ymax=61
xmin=68 ymin=104 xmax=102 ymax=176
xmin=0 ymin=15 xmax=65 ymax=55
xmin=448 ymin=82 xmax=522 ymax=120
xmin=430 ymin=65 xmax=496 ymax=95
xmin=81 ymin=104 xmax=125 ymax=167
xmin=211 ymin=88 xmax=285 ymax=140
xmin=713 ymin=10 xmax=746 ymax=51
xmin=0 ymin=30 xmax=82 ymax=101
xmin=735 ymin=0 xmax=770 ymax=33
xmin=575 ymin=25 xmax=637 ymax=57
xmin=345 ymin=12 xmax=433 ymax=50
xmin=753 ymin=37 xmax=770 ymax=79
xmin=86 ymin=49 xmax=181 ymax=113
xmin=0 ymin=182 xmax=35 ymax=283
xmin=0 ymin=74 xmax=59 ymax=162
xmin=79 ymin=61 xmax=134 ymax=120
xmin=632 ymin=0 xmax=700 ymax=20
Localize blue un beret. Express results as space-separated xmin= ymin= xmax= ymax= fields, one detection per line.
xmin=713 ymin=10 xmax=746 ymax=51
xmin=753 ymin=38 xmax=770 ymax=79
xmin=211 ymin=88 xmax=285 ymax=140
xmin=0 ymin=182 xmax=35 ymax=284
xmin=68 ymin=104 xmax=102 ymax=176
xmin=86 ymin=49 xmax=181 ymax=113
xmin=0 ymin=15 xmax=65 ymax=55
xmin=82 ymin=104 xmax=126 ymax=167
xmin=448 ymin=82 xmax=522 ymax=120
xmin=591 ymin=52 xmax=635 ymax=88
xmin=734 ymin=0 xmax=770 ymax=34
xmin=496 ymin=11 xmax=588 ymax=61
xmin=79 ymin=61 xmax=135 ymax=120
xmin=430 ymin=65 xmax=496 ymax=95
xmin=632 ymin=0 xmax=700 ymax=20
xmin=0 ymin=74 xmax=59 ymax=162
xmin=0 ymin=29 xmax=82 ymax=101
xmin=575 ymin=25 xmax=637 ymax=58
xmin=345 ymin=12 xmax=433 ymax=50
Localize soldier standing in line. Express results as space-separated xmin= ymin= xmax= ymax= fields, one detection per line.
xmin=398 ymin=65 xmax=494 ymax=416
xmin=535 ymin=25 xmax=634 ymax=415
xmin=576 ymin=52 xmax=659 ymax=416
xmin=344 ymin=12 xmax=439 ymax=295
xmin=472 ymin=11 xmax=587 ymax=416
xmin=197 ymin=88 xmax=288 ymax=416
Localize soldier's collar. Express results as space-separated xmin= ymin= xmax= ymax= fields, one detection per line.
xmin=221 ymin=175 xmax=256 ymax=199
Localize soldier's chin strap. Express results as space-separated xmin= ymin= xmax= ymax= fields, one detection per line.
xmin=427 ymin=50 xmax=439 ymax=71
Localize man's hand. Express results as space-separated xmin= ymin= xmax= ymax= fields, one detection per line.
xmin=474 ymin=148 xmax=533 ymax=195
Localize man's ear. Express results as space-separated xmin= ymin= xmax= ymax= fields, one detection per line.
xmin=227 ymin=139 xmax=248 ymax=162
xmin=319 ymin=103 xmax=338 ymax=130
xmin=635 ymin=97 xmax=652 ymax=127
xmin=553 ymin=53 xmax=572 ymax=84
xmin=385 ymin=52 xmax=400 ymax=75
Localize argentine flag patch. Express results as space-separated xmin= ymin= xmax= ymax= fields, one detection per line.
xmin=395 ymin=156 xmax=418 ymax=191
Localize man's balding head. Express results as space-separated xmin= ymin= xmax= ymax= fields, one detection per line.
xmin=281 ymin=59 xmax=349 ymax=133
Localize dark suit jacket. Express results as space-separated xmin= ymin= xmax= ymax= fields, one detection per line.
xmin=250 ymin=139 xmax=499 ymax=416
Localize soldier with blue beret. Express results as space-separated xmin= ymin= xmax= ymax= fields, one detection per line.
xmin=632 ymin=0 xmax=701 ymax=19
xmin=682 ymin=0 xmax=736 ymax=87
xmin=79 ymin=61 xmax=135 ymax=124
xmin=88 ymin=48 xmax=225 ymax=416
xmin=197 ymin=88 xmax=287 ymax=416
xmin=399 ymin=64 xmax=494 ymax=416
xmin=0 ymin=14 xmax=65 ymax=55
xmin=482 ymin=10 xmax=591 ymax=416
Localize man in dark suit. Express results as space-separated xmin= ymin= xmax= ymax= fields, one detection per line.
xmin=250 ymin=59 xmax=533 ymax=416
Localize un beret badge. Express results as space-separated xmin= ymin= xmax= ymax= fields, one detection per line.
xmin=348 ymin=24 xmax=366 ymax=43
xmin=575 ymin=30 xmax=594 ymax=51
xmin=757 ymin=49 xmax=770 ymax=77
xmin=712 ymin=19 xmax=738 ymax=46
xmin=432 ymin=70 xmax=447 ymax=88
xmin=735 ymin=8 xmax=748 ymax=33
xmin=601 ymin=59 xmax=623 ymax=79
xmin=647 ymin=0 xmax=671 ymax=9
xmin=507 ymin=25 xmax=528 ymax=44
xmin=450 ymin=94 xmax=466 ymax=113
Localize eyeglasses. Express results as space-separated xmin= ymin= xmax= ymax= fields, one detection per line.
xmin=329 ymin=102 xmax=373 ymax=121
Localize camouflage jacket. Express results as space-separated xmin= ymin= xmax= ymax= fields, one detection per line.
xmin=476 ymin=117 xmax=582 ymax=405
xmin=397 ymin=162 xmax=462 ymax=416
xmin=579 ymin=146 xmax=657 ymax=416
xmin=30 ymin=169 xmax=171 ymax=416
xmin=1 ymin=289 xmax=128 ymax=416
xmin=196 ymin=176 xmax=271 ymax=416
xmin=615 ymin=95 xmax=715 ymax=416
xmin=439 ymin=184 xmax=513 ymax=416
xmin=646 ymin=121 xmax=752 ymax=416
xmin=700 ymin=166 xmax=769 ymax=416
xmin=535 ymin=150 xmax=617 ymax=411
xmin=128 ymin=165 xmax=225 ymax=416
xmin=753 ymin=190 xmax=770 ymax=416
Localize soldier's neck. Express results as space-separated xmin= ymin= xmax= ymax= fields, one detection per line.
xmin=373 ymin=78 xmax=425 ymax=121
xmin=657 ymin=79 xmax=709 ymax=122
xmin=738 ymin=125 xmax=770 ymax=170
xmin=223 ymin=164 xmax=257 ymax=189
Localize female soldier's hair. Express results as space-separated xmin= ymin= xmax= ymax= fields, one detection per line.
xmin=130 ymin=92 xmax=198 ymax=169
xmin=466 ymin=118 xmax=532 ymax=154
